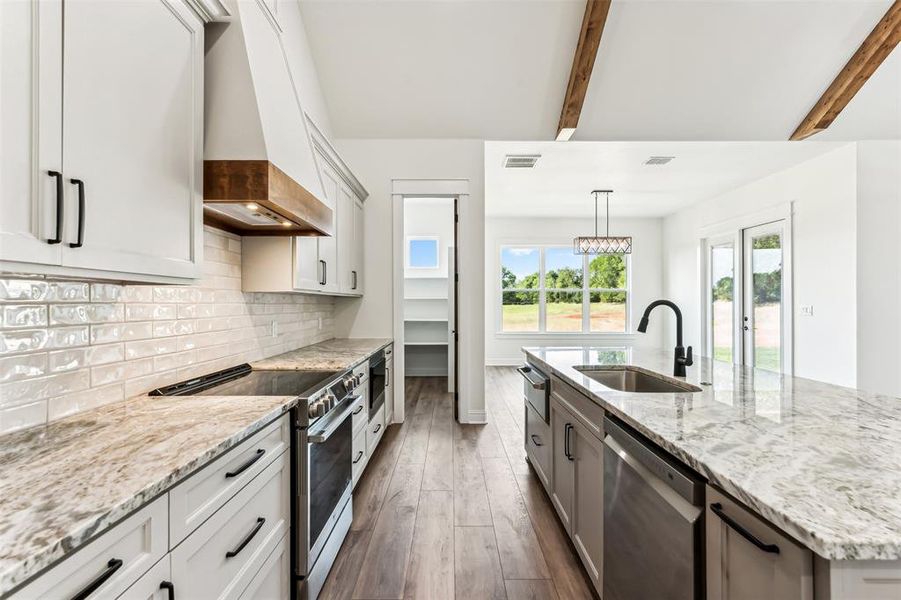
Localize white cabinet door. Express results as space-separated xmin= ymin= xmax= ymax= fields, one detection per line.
xmin=337 ymin=185 xmax=354 ymax=294
xmin=352 ymin=198 xmax=365 ymax=295
xmin=550 ymin=398 xmax=574 ymax=534
xmin=238 ymin=535 xmax=290 ymax=600
xmin=316 ymin=164 xmax=339 ymax=293
xmin=294 ymin=237 xmax=321 ymax=291
xmin=572 ymin=420 xmax=603 ymax=595
xmin=118 ymin=556 xmax=172 ymax=600
xmin=0 ymin=0 xmax=64 ymax=267
xmin=58 ymin=0 xmax=202 ymax=279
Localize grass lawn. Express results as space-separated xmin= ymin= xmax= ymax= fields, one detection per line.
xmin=502 ymin=302 xmax=626 ymax=333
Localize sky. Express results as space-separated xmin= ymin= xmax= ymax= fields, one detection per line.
xmin=409 ymin=238 xmax=439 ymax=268
xmin=501 ymin=246 xmax=583 ymax=280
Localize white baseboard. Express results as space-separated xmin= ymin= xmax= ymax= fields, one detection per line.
xmin=460 ymin=409 xmax=487 ymax=424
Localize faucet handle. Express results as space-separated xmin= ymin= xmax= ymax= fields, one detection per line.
xmin=685 ymin=346 xmax=693 ymax=366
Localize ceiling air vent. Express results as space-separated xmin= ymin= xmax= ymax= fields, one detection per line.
xmin=504 ymin=154 xmax=540 ymax=169
xmin=644 ymin=156 xmax=675 ymax=165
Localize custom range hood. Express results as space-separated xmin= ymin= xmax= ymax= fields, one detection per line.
xmin=203 ymin=0 xmax=332 ymax=236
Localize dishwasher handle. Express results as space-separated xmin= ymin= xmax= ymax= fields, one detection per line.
xmin=517 ymin=366 xmax=546 ymax=390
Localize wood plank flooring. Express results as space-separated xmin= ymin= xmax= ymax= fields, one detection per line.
xmin=319 ymin=369 xmax=595 ymax=600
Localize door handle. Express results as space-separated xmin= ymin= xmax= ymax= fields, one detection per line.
xmin=353 ymin=450 xmax=364 ymax=464
xmin=564 ymin=423 xmax=574 ymax=461
xmin=225 ymin=517 xmax=266 ymax=558
xmin=69 ymin=558 xmax=123 ymax=600
xmin=351 ymin=270 xmax=357 ymax=290
xmin=159 ymin=581 xmax=175 ymax=600
xmin=710 ymin=503 xmax=780 ymax=554
xmin=224 ymin=448 xmax=265 ymax=478
xmin=530 ymin=434 xmax=543 ymax=447
xmin=47 ymin=171 xmax=63 ymax=244
xmin=69 ymin=178 xmax=85 ymax=248
xmin=319 ymin=260 xmax=327 ymax=285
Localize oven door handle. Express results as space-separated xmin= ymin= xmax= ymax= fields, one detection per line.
xmin=308 ymin=401 xmax=354 ymax=443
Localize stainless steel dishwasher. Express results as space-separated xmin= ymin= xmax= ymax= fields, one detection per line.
xmin=603 ymin=416 xmax=704 ymax=600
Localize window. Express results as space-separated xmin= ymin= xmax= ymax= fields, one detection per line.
xmin=407 ymin=237 xmax=439 ymax=269
xmin=500 ymin=245 xmax=629 ymax=333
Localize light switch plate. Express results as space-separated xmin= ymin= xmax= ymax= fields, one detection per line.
xmin=800 ymin=305 xmax=814 ymax=316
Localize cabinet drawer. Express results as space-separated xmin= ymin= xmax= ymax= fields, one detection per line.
xmin=366 ymin=405 xmax=385 ymax=456
xmin=171 ymin=451 xmax=290 ymax=600
xmin=352 ymin=425 xmax=368 ymax=487
xmin=351 ymin=393 xmax=367 ymax=435
xmin=169 ymin=415 xmax=289 ymax=547
xmin=706 ymin=486 xmax=813 ymax=600
xmin=550 ymin=375 xmax=604 ymax=440
xmin=117 ymin=555 xmax=171 ymax=600
xmin=10 ymin=495 xmax=167 ymax=600
xmin=237 ymin=534 xmax=290 ymax=600
xmin=524 ymin=403 xmax=551 ymax=490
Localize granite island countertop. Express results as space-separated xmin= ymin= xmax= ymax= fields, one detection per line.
xmin=523 ymin=345 xmax=901 ymax=561
xmin=251 ymin=337 xmax=392 ymax=371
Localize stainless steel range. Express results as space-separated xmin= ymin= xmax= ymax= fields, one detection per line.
xmin=151 ymin=363 xmax=363 ymax=600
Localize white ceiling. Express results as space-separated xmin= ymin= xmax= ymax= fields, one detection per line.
xmin=300 ymin=0 xmax=899 ymax=142
xmin=484 ymin=141 xmax=848 ymax=218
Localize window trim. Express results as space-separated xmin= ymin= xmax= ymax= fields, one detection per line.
xmin=498 ymin=244 xmax=631 ymax=335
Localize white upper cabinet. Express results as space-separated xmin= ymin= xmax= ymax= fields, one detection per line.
xmin=0 ymin=0 xmax=204 ymax=283
xmin=314 ymin=163 xmax=340 ymax=294
xmin=352 ymin=198 xmax=365 ymax=294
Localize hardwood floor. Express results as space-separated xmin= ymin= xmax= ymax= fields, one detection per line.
xmin=319 ymin=368 xmax=595 ymax=600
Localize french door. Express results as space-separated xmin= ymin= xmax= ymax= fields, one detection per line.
xmin=741 ymin=222 xmax=786 ymax=372
xmin=707 ymin=220 xmax=790 ymax=373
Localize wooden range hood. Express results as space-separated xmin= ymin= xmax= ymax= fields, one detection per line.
xmin=203 ymin=160 xmax=333 ymax=237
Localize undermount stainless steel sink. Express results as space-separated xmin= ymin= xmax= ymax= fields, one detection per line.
xmin=573 ymin=366 xmax=702 ymax=393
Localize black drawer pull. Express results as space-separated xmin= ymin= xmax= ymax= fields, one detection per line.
xmin=353 ymin=450 xmax=364 ymax=464
xmin=530 ymin=434 xmax=543 ymax=447
xmin=352 ymin=405 xmax=363 ymax=415
xmin=351 ymin=270 xmax=357 ymax=290
xmin=564 ymin=423 xmax=574 ymax=461
xmin=69 ymin=178 xmax=85 ymax=248
xmin=70 ymin=558 xmax=123 ymax=600
xmin=159 ymin=581 xmax=175 ymax=600
xmin=710 ymin=503 xmax=780 ymax=554
xmin=47 ymin=170 xmax=63 ymax=244
xmin=226 ymin=517 xmax=265 ymax=558
xmin=225 ymin=448 xmax=265 ymax=478
xmin=319 ymin=260 xmax=327 ymax=285
xmin=373 ymin=424 xmax=382 ymax=434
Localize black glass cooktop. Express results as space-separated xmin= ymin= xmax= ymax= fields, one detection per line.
xmin=150 ymin=364 xmax=339 ymax=398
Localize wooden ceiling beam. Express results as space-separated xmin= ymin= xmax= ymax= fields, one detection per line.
xmin=557 ymin=0 xmax=612 ymax=141
xmin=790 ymin=1 xmax=901 ymax=141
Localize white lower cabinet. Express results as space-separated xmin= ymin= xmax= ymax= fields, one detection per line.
xmin=351 ymin=425 xmax=368 ymax=487
xmin=171 ymin=452 xmax=290 ymax=600
xmin=524 ymin=404 xmax=551 ymax=490
xmin=548 ymin=390 xmax=603 ymax=597
xmin=384 ymin=349 xmax=394 ymax=424
xmin=118 ymin=556 xmax=172 ymax=600
xmin=9 ymin=495 xmax=168 ymax=600
xmin=238 ymin=535 xmax=291 ymax=600
xmin=707 ymin=486 xmax=813 ymax=600
xmin=366 ymin=404 xmax=385 ymax=456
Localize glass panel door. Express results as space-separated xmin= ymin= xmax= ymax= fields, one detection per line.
xmin=709 ymin=242 xmax=735 ymax=363
xmin=742 ymin=222 xmax=784 ymax=372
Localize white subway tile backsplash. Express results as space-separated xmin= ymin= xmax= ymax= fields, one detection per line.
xmin=0 ymin=228 xmax=334 ymax=433
xmin=2 ymin=305 xmax=49 ymax=328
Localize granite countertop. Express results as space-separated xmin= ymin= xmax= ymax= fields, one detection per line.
xmin=251 ymin=337 xmax=392 ymax=371
xmin=524 ymin=346 xmax=901 ymax=561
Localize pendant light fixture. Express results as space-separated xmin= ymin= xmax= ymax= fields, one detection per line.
xmin=574 ymin=189 xmax=632 ymax=255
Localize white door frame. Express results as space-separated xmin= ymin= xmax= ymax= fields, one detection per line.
xmin=391 ymin=179 xmax=469 ymax=424
xmin=699 ymin=202 xmax=794 ymax=374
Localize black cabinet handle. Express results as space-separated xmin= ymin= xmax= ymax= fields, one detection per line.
xmin=225 ymin=448 xmax=265 ymax=478
xmin=319 ymin=260 xmax=327 ymax=285
xmin=385 ymin=367 xmax=389 ymax=388
xmin=352 ymin=405 xmax=363 ymax=415
xmin=530 ymin=434 xmax=543 ymax=447
xmin=69 ymin=178 xmax=85 ymax=248
xmin=226 ymin=517 xmax=265 ymax=558
xmin=373 ymin=424 xmax=382 ymax=434
xmin=70 ymin=558 xmax=123 ymax=600
xmin=351 ymin=270 xmax=357 ymax=290
xmin=47 ymin=170 xmax=63 ymax=244
xmin=710 ymin=503 xmax=780 ymax=554
xmin=353 ymin=450 xmax=364 ymax=464
xmin=564 ymin=424 xmax=574 ymax=461
xmin=159 ymin=581 xmax=175 ymax=600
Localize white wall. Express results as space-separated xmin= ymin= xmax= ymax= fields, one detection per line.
xmin=663 ymin=144 xmax=858 ymax=387
xmin=332 ymin=139 xmax=485 ymax=421
xmin=856 ymin=140 xmax=901 ymax=396
xmin=484 ymin=216 xmax=664 ymax=365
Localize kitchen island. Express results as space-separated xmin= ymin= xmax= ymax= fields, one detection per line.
xmin=524 ymin=345 xmax=901 ymax=599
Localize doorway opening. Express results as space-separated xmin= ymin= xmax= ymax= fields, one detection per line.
xmin=393 ymin=194 xmax=460 ymax=423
